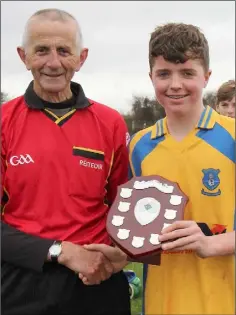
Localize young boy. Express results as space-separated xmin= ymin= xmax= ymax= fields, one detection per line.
xmin=215 ymin=79 xmax=235 ymax=118
xmin=128 ymin=23 xmax=235 ymax=315
xmin=80 ymin=22 xmax=235 ymax=314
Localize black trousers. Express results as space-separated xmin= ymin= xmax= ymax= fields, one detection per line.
xmin=1 ymin=262 xmax=131 ymax=315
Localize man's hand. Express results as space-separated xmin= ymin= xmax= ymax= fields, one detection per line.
xmin=158 ymin=220 xmax=213 ymax=258
xmin=58 ymin=241 xmax=114 ymax=285
xmin=79 ymin=244 xmax=128 ymax=285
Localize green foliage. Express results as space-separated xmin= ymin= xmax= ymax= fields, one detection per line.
xmin=123 ymin=95 xmax=166 ymax=135
xmin=1 ymin=92 xmax=8 ymax=104
xmin=125 ymin=262 xmax=143 ymax=315
xmin=203 ymin=90 xmax=216 ymax=108
xmin=123 ymin=91 xmax=216 ymax=135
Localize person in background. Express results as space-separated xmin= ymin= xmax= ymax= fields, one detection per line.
xmin=1 ymin=8 xmax=130 ymax=315
xmin=215 ymin=79 xmax=235 ymax=118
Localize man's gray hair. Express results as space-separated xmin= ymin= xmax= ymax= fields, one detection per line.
xmin=22 ymin=8 xmax=83 ymax=53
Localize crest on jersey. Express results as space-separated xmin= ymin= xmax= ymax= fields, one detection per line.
xmin=201 ymin=168 xmax=221 ymax=196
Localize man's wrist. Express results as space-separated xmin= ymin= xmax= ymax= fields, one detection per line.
xmin=46 ymin=241 xmax=65 ymax=263
xmin=57 ymin=241 xmax=69 ymax=265
xmin=57 ymin=241 xmax=83 ymax=265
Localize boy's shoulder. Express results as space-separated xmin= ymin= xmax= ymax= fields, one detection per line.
xmin=214 ymin=111 xmax=235 ymax=138
xmin=129 ymin=125 xmax=155 ymax=148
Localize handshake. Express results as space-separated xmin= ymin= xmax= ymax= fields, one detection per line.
xmin=57 ymin=242 xmax=128 ymax=286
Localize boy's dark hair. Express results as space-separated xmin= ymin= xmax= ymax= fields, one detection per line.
xmin=149 ymin=23 xmax=209 ymax=72
xmin=216 ymin=80 xmax=235 ymax=105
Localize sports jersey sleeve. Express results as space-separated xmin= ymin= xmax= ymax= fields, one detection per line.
xmin=1 ymin=129 xmax=54 ymax=273
xmin=106 ymin=116 xmax=129 ymax=206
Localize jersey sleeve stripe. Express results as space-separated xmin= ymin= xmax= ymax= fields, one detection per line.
xmin=196 ymin=122 xmax=235 ymax=163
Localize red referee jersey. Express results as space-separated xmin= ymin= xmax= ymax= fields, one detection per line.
xmin=1 ymin=81 xmax=129 ymax=245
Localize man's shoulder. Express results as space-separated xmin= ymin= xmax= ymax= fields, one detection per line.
xmin=1 ymin=95 xmax=26 ymax=121
xmin=88 ymin=99 xmax=124 ymax=123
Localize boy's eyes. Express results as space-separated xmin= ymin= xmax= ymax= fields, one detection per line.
xmin=156 ymin=70 xmax=195 ymax=78
xmin=158 ymin=72 xmax=169 ymax=77
xmin=183 ymin=71 xmax=194 ymax=76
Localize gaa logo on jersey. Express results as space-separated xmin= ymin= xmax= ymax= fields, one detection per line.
xmin=201 ymin=168 xmax=221 ymax=196
xmin=9 ymin=154 xmax=34 ymax=166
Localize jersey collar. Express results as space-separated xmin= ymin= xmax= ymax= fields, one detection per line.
xmin=24 ymin=81 xmax=91 ymax=110
xmin=151 ymin=106 xmax=217 ymax=139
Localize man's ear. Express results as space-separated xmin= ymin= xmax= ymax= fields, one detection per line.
xmin=17 ymin=47 xmax=31 ymax=70
xmin=75 ymin=48 xmax=89 ymax=72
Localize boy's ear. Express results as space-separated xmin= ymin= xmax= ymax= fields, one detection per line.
xmin=204 ymin=69 xmax=212 ymax=88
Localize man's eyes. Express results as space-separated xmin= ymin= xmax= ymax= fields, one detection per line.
xmin=36 ymin=47 xmax=48 ymax=53
xmin=57 ymin=48 xmax=70 ymax=55
xmin=35 ymin=47 xmax=70 ymax=55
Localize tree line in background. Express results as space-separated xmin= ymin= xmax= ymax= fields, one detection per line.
xmin=123 ymin=91 xmax=217 ymax=134
xmin=1 ymin=91 xmax=216 ymax=135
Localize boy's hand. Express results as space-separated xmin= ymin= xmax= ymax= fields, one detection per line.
xmin=158 ymin=220 xmax=212 ymax=258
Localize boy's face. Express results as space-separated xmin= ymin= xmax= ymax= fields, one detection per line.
xmin=216 ymin=96 xmax=235 ymax=118
xmin=150 ymin=56 xmax=211 ymax=116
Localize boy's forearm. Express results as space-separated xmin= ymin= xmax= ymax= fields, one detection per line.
xmin=207 ymin=231 xmax=235 ymax=257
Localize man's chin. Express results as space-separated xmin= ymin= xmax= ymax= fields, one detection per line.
xmin=39 ymin=82 xmax=68 ymax=94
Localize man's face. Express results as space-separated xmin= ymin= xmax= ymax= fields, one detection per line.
xmin=150 ymin=56 xmax=211 ymax=116
xmin=216 ymin=96 xmax=235 ymax=118
xmin=17 ymin=19 xmax=87 ymax=94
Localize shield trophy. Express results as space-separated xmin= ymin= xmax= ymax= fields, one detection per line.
xmin=106 ymin=175 xmax=188 ymax=265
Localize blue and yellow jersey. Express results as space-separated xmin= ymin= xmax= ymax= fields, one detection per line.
xmin=129 ymin=106 xmax=235 ymax=315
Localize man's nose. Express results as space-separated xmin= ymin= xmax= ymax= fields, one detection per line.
xmin=46 ymin=51 xmax=62 ymax=68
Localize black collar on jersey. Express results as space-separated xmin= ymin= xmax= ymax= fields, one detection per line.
xmin=42 ymin=93 xmax=77 ymax=109
xmin=24 ymin=81 xmax=91 ymax=110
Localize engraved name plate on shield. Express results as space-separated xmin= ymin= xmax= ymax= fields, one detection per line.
xmin=106 ymin=175 xmax=188 ymax=265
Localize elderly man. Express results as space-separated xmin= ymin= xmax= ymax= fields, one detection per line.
xmin=1 ymin=8 xmax=130 ymax=315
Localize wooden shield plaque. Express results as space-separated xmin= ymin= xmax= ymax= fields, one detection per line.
xmin=106 ymin=175 xmax=188 ymax=265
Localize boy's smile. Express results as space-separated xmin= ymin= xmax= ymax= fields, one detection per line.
xmin=150 ymin=56 xmax=211 ymax=116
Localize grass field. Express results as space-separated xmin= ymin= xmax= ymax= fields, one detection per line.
xmin=124 ymin=262 xmax=143 ymax=315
